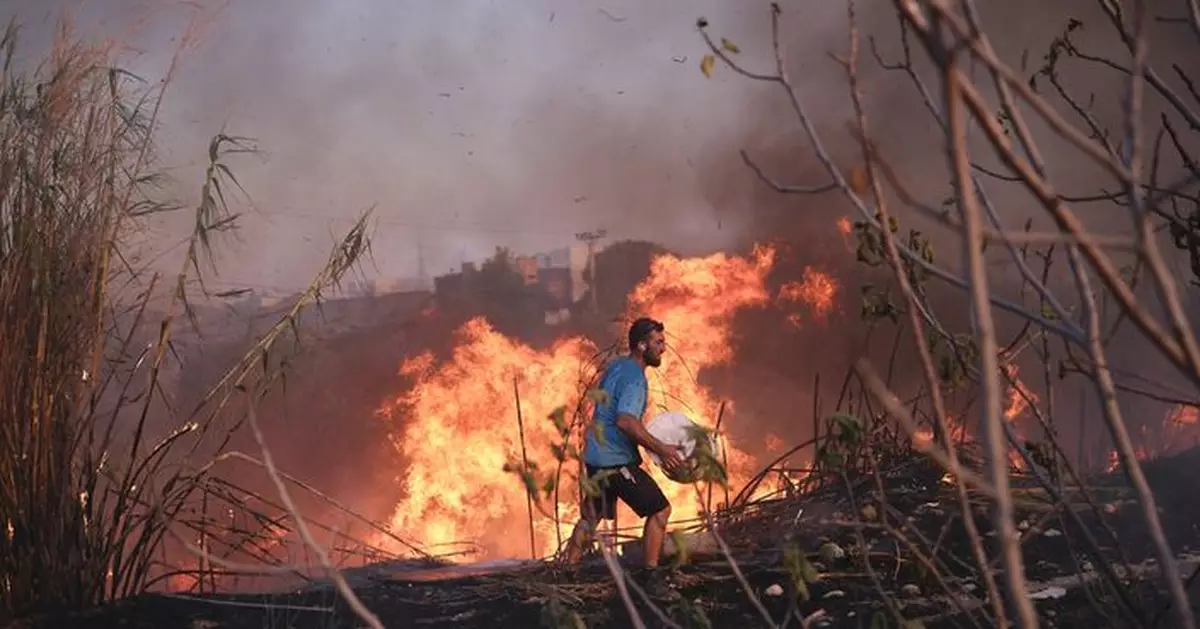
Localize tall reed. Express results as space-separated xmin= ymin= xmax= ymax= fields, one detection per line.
xmin=0 ymin=19 xmax=371 ymax=620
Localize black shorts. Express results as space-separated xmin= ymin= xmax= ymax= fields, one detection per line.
xmin=584 ymin=463 xmax=670 ymax=520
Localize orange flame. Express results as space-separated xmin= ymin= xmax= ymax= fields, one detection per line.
xmin=376 ymin=322 xmax=595 ymax=559
xmin=836 ymin=216 xmax=854 ymax=252
xmin=1001 ymin=363 xmax=1037 ymax=470
xmin=376 ymin=245 xmax=786 ymax=560
xmin=1003 ymin=364 xmax=1036 ymax=422
xmin=1105 ymin=403 xmax=1200 ymax=471
xmin=778 ymin=267 xmax=838 ymax=322
xmin=1170 ymin=405 xmax=1199 ymax=426
xmin=1088 ymin=395 xmax=1200 ymax=476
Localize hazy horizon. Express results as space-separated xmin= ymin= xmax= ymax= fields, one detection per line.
xmin=5 ymin=0 xmax=868 ymax=297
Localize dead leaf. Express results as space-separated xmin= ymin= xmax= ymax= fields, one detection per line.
xmin=849 ymin=164 xmax=870 ymax=195
xmin=721 ymin=38 xmax=741 ymax=54
xmin=700 ymin=54 xmax=715 ymax=78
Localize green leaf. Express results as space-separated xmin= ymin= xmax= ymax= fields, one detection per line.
xmin=678 ymin=597 xmax=713 ymax=629
xmin=580 ymin=476 xmax=602 ymax=498
xmin=799 ymin=556 xmax=820 ymax=583
xmin=831 ymin=412 xmax=863 ymax=444
xmin=549 ymin=406 xmax=569 ymax=435
xmin=818 ymin=542 xmax=844 ymax=562
xmin=580 ymin=469 xmax=617 ymax=498
xmin=586 ymin=387 xmax=610 ymax=406
xmin=521 ymin=470 xmax=538 ymax=497
xmin=782 ymin=543 xmax=811 ymax=601
xmin=540 ymin=596 xmax=588 ymax=629
xmin=832 ymin=412 xmax=860 ymax=432
xmin=670 ymin=530 xmax=691 ymax=568
xmin=591 ymin=421 xmax=607 ymax=446
xmin=819 ymin=448 xmax=846 ymax=469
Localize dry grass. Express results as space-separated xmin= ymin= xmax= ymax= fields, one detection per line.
xmin=0 ymin=18 xmax=373 ymax=622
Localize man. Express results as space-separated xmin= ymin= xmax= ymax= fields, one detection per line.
xmin=564 ymin=317 xmax=686 ymax=596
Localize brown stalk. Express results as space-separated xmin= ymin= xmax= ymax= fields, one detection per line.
xmin=239 ymin=396 xmax=384 ymax=629
xmin=837 ymin=1 xmax=1012 ymax=622
xmin=1067 ymin=242 xmax=1194 ymax=629
xmin=942 ymin=30 xmax=1040 ymax=629
xmin=513 ymin=376 xmax=537 ymax=559
xmin=906 ymin=5 xmax=1194 ymax=621
xmin=0 ymin=12 xmax=386 ymax=623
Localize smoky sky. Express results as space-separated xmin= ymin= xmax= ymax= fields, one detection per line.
xmin=1 ymin=0 xmax=860 ymax=296
xmin=6 ymin=0 xmax=1199 ymax=303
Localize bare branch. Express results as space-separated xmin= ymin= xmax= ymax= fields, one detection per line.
xmin=242 ymin=397 xmax=384 ymax=629
xmin=1066 ymin=241 xmax=1195 ymax=629
xmin=943 ymin=38 xmax=1039 ymax=627
xmin=740 ymin=149 xmax=838 ymax=195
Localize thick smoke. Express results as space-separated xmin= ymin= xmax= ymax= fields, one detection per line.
xmin=5 ymin=0 xmax=868 ymax=293
xmin=8 ymin=0 xmax=1200 ymax=571
xmin=688 ymin=0 xmax=1200 ymax=464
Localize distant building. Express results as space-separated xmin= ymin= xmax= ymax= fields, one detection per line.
xmin=515 ymin=256 xmax=540 ymax=285
xmin=568 ymin=245 xmax=592 ymax=302
xmin=372 ymin=277 xmax=428 ymax=295
xmin=526 ymin=244 xmax=599 ymax=304
xmin=538 ymin=266 xmax=573 ymax=326
xmin=433 ymin=263 xmax=475 ymax=306
xmin=533 ymin=247 xmax=572 ymax=268
xmin=431 ymin=242 xmax=605 ymax=325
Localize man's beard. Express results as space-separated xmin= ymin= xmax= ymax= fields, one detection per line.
xmin=644 ymin=351 xmax=662 ymax=368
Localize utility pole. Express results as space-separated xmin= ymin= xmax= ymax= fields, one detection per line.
xmin=415 ymin=227 xmax=429 ymax=291
xmin=575 ymin=228 xmax=607 ymax=314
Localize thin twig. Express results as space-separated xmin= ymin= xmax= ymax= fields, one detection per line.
xmin=942 ymin=31 xmax=1040 ymax=629
xmin=514 ymin=376 xmax=537 ymax=560
xmin=243 ymin=398 xmax=384 ymax=629
xmin=1067 ymin=243 xmax=1194 ymax=629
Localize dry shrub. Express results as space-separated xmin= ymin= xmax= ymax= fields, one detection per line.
xmin=0 ymin=19 xmax=371 ymax=621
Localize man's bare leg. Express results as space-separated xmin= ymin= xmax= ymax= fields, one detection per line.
xmin=564 ymin=497 xmax=602 ymax=564
xmin=563 ymin=518 xmax=596 ymax=564
xmin=641 ymin=504 xmax=672 ymax=568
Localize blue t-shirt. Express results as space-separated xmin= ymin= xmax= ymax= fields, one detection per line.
xmin=583 ymin=356 xmax=648 ymax=467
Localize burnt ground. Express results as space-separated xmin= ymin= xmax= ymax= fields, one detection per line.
xmin=11 ymin=449 xmax=1200 ymax=629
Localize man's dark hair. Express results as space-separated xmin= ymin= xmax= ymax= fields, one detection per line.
xmin=628 ymin=317 xmax=664 ymax=352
